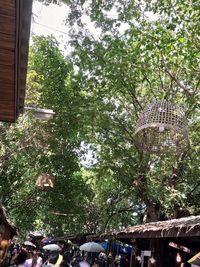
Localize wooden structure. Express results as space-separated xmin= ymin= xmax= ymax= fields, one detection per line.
xmin=0 ymin=0 xmax=33 ymax=122
xmin=86 ymin=216 xmax=200 ymax=267
xmin=135 ymin=100 xmax=189 ymax=154
xmin=0 ymin=205 xmax=16 ymax=267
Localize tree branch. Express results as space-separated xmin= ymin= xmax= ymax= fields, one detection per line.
xmin=164 ymin=69 xmax=193 ymax=97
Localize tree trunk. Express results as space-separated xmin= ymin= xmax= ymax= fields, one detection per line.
xmin=143 ymin=200 xmax=161 ymax=223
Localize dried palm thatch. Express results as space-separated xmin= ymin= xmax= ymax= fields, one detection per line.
xmin=116 ymin=215 xmax=200 ymax=238
xmin=134 ymin=100 xmax=189 ymax=155
xmin=35 ymin=173 xmax=54 ymax=190
xmin=88 ymin=215 xmax=200 ymax=240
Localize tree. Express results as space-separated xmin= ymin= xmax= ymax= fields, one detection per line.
xmin=0 ymin=35 xmax=93 ymax=236
xmin=59 ymin=0 xmax=200 ymax=227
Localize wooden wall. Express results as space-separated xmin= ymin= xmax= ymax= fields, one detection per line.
xmin=0 ymin=1 xmax=16 ymax=121
xmin=0 ymin=0 xmax=32 ymax=122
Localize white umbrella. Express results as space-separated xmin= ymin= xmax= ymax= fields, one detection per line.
xmin=79 ymin=242 xmax=105 ymax=253
xmin=24 ymin=241 xmax=36 ymax=248
xmin=43 ymin=244 xmax=61 ymax=251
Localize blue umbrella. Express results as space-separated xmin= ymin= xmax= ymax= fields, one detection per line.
xmin=42 ymin=238 xmax=55 ymax=245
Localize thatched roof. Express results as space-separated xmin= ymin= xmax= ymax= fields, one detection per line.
xmin=87 ymin=215 xmax=200 ymax=241
xmin=117 ymin=215 xmax=200 ymax=238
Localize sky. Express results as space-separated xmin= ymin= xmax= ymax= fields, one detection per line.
xmin=31 ymin=1 xmax=70 ymax=51
xmin=31 ymin=2 xmax=68 ymax=37
xmin=31 ymin=1 xmax=102 ymax=55
xmin=31 ymin=1 xmax=158 ymax=53
xmin=31 ymin=1 xmax=102 ymax=53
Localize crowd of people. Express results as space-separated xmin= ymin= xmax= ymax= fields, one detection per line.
xmin=4 ymin=241 xmax=130 ymax=267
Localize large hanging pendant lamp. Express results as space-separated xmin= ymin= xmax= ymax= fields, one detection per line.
xmin=134 ymin=100 xmax=189 ymax=155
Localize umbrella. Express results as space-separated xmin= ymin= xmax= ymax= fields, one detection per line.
xmin=29 ymin=231 xmax=44 ymax=238
xmin=23 ymin=241 xmax=36 ymax=248
xmin=79 ymin=242 xmax=105 ymax=253
xmin=42 ymin=237 xmax=55 ymax=245
xmin=43 ymin=244 xmax=61 ymax=251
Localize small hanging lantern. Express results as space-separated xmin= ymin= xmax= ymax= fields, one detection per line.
xmin=134 ymin=100 xmax=189 ymax=154
xmin=35 ymin=173 xmax=54 ymax=190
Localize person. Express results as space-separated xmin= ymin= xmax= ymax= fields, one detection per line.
xmin=60 ymin=252 xmax=72 ymax=267
xmin=119 ymin=255 xmax=129 ymax=267
xmin=15 ymin=251 xmax=27 ymax=267
xmin=74 ymin=256 xmax=90 ymax=267
xmin=46 ymin=253 xmax=59 ymax=267
xmin=91 ymin=258 xmax=99 ymax=267
xmin=45 ymin=251 xmax=63 ymax=267
xmin=114 ymin=255 xmax=121 ymax=267
xmin=98 ymin=252 xmax=106 ymax=267
xmin=24 ymin=250 xmax=42 ymax=267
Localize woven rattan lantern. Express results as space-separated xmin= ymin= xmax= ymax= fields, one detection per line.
xmin=134 ymin=100 xmax=189 ymax=154
xmin=35 ymin=173 xmax=54 ymax=190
